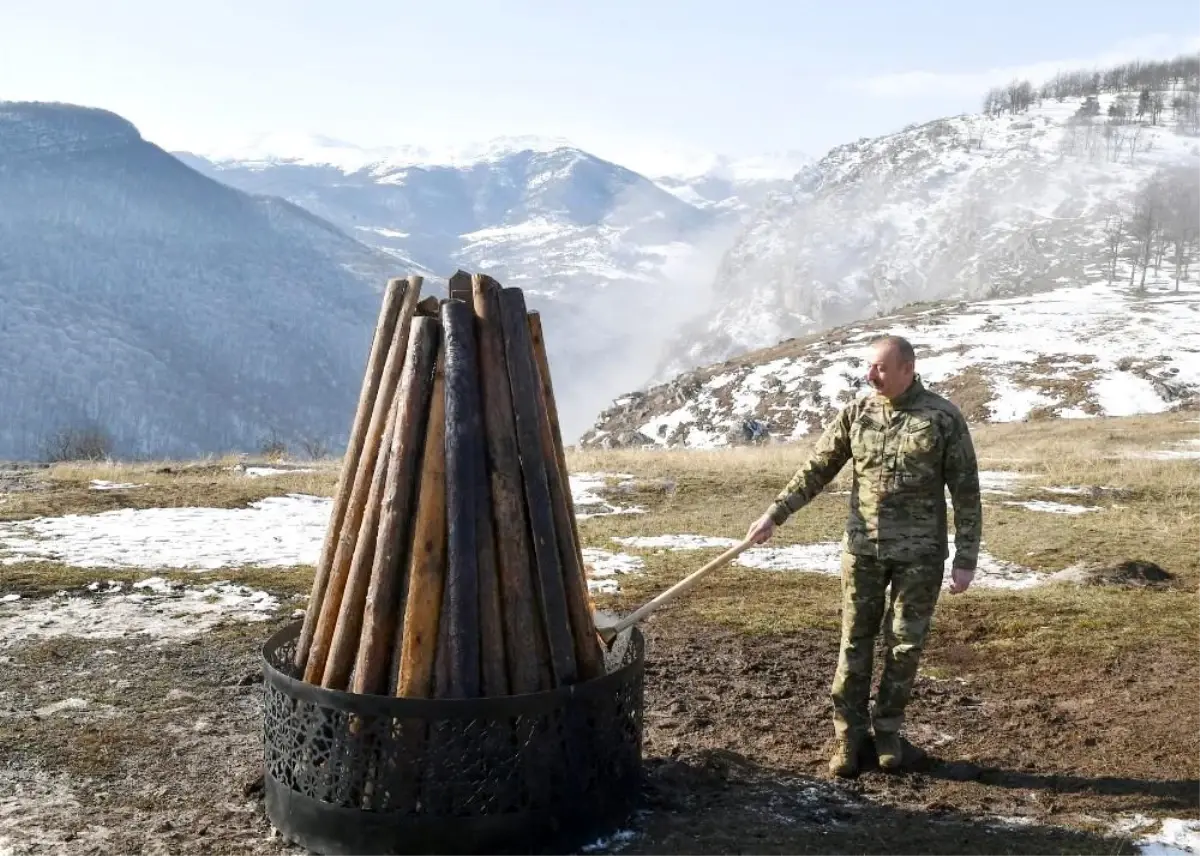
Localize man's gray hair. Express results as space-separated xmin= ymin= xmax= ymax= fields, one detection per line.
xmin=871 ymin=334 xmax=916 ymax=366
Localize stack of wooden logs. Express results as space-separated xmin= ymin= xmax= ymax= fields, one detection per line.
xmin=292 ymin=271 xmax=605 ymax=698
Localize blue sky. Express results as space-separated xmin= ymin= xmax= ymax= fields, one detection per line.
xmin=2 ymin=1 xmax=1197 ymax=174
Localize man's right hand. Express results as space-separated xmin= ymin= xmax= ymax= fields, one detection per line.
xmin=746 ymin=513 xmax=776 ymax=545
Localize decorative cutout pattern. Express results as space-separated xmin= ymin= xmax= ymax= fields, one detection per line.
xmin=261 ymin=623 xmax=644 ymax=819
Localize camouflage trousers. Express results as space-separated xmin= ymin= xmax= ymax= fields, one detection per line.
xmin=831 ymin=551 xmax=944 ymax=740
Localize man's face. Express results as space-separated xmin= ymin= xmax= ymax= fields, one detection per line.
xmin=866 ymin=342 xmax=914 ymax=400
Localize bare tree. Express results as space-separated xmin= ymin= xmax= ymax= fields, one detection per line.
xmin=1103 ymin=120 xmax=1127 ymax=162
xmin=983 ymin=87 xmax=1005 ymax=116
xmin=1103 ymin=210 xmax=1125 ymax=281
xmin=1129 ymin=175 xmax=1169 ymax=291
xmin=39 ymin=424 xmax=115 ymax=463
xmin=1127 ymin=123 xmax=1144 ymax=166
xmin=986 ymin=56 xmax=1199 ymax=110
xmin=1173 ymin=92 xmax=1200 ymax=135
xmin=259 ymin=427 xmax=288 ymax=460
xmin=298 ymin=435 xmax=331 ymax=460
xmin=1161 ymin=166 xmax=1200 ymax=291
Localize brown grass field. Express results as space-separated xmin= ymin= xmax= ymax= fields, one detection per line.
xmin=0 ymin=409 xmax=1197 ymax=854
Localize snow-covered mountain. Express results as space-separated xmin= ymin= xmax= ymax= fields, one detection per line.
xmin=0 ymin=101 xmax=397 ymax=461
xmin=655 ymin=72 xmax=1200 ymax=381
xmin=174 ymin=136 xmax=798 ymax=439
xmin=647 ymin=150 xmax=809 ymax=213
xmin=580 ymin=278 xmax=1200 ymax=449
xmin=583 ymin=61 xmax=1200 ymax=448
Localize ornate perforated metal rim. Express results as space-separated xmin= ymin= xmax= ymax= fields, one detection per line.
xmin=260 ymin=621 xmax=645 ymax=855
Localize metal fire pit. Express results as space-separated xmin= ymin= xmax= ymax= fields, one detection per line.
xmin=260 ymin=621 xmax=645 ymax=855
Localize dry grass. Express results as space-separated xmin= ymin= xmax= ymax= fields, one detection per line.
xmin=0 ymin=458 xmax=340 ymax=521
xmin=1 ymin=560 xmax=316 ymax=600
xmin=569 ymin=409 xmax=1200 ymax=668
xmin=2 ymin=410 xmax=1196 ymax=671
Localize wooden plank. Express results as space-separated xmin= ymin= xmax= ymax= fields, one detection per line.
xmin=528 ymin=311 xmax=606 ymax=681
xmin=498 ymin=287 xmax=577 ymax=687
xmin=303 ymin=276 xmax=424 ymax=684
xmin=295 ymin=277 xmax=406 ymax=670
xmin=471 ymin=273 xmax=549 ymax=694
xmin=440 ymin=298 xmax=485 ymax=698
xmin=350 ymin=316 xmax=440 ymax=696
xmin=394 ymin=347 xmax=447 ymax=698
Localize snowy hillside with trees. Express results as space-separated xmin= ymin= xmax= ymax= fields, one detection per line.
xmin=655 ymin=56 xmax=1200 ymax=381
xmin=584 ymin=57 xmax=1200 ymax=447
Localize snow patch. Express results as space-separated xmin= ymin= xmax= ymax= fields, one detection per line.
xmin=89 ymin=480 xmax=145 ymax=491
xmin=1002 ymin=500 xmax=1103 ymax=514
xmin=736 ymin=542 xmax=844 ymax=573
xmin=581 ymin=828 xmax=638 ymax=853
xmin=1137 ymin=818 xmax=1200 ymax=855
xmin=0 ymin=473 xmax=644 ymax=573
xmin=569 ymin=473 xmax=646 ymax=519
xmin=737 ymin=542 xmax=1046 ymax=589
xmin=0 ymin=494 xmax=330 ymax=570
xmin=978 ymin=470 xmax=1031 ymax=494
xmin=581 ymin=548 xmax=645 ymax=594
xmin=0 ymin=578 xmax=280 ymax=643
xmin=241 ymin=466 xmax=316 ymax=478
xmin=612 ymin=534 xmax=741 ymax=551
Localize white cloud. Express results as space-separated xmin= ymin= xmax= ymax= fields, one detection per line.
xmin=843 ymin=33 xmax=1200 ymax=99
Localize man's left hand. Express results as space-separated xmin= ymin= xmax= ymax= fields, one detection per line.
xmin=949 ymin=565 xmax=974 ymax=594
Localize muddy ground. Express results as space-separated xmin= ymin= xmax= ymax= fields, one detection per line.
xmin=3 ymin=603 xmax=1194 ymax=855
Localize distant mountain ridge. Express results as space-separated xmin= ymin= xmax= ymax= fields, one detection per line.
xmin=0 ymin=100 xmax=396 ymax=460
xmin=178 ymin=135 xmax=807 ymax=439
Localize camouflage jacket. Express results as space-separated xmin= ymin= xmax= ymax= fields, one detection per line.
xmin=767 ymin=377 xmax=982 ymax=569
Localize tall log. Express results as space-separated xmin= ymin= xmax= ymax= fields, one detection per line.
xmin=303 ymin=276 xmax=424 ymax=684
xmin=295 ymin=277 xmax=406 ymax=670
xmin=475 ymin=487 xmax=509 ymax=696
xmin=440 ymin=299 xmax=486 ymax=699
xmin=350 ymin=316 xmax=440 ymax=696
xmin=395 ymin=348 xmax=447 ymax=698
xmin=527 ymin=311 xmax=606 ymax=681
xmin=433 ymin=569 xmax=454 ymax=698
xmin=471 ymin=274 xmax=549 ymax=694
xmin=498 ymin=288 xmax=577 ymax=687
xmin=320 ymin=402 xmax=398 ymax=690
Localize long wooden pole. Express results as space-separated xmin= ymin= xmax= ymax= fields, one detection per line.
xmin=440 ymin=299 xmax=485 ymax=699
xmin=295 ymin=277 xmax=406 ymax=670
xmin=350 ymin=316 xmax=440 ymax=696
xmin=527 ymin=311 xmax=605 ymax=681
xmin=474 ymin=486 xmax=509 ymax=696
xmin=320 ymin=402 xmax=398 ymax=690
xmin=498 ymin=287 xmax=577 ymax=687
xmin=394 ymin=346 xmax=447 ymax=698
xmin=471 ymin=274 xmax=548 ymax=694
xmin=303 ymin=275 xmax=423 ymax=684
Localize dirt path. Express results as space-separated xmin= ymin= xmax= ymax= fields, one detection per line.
xmin=3 ymin=607 xmax=1194 ymax=855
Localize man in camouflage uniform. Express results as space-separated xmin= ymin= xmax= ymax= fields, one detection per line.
xmin=745 ymin=335 xmax=982 ymax=778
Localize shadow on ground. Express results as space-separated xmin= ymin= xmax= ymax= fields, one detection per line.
xmin=598 ymin=749 xmax=1142 ymax=855
xmin=921 ymin=754 xmax=1199 ymax=814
